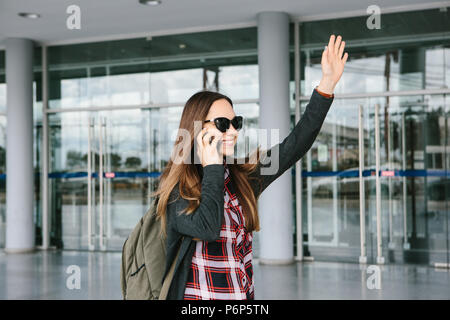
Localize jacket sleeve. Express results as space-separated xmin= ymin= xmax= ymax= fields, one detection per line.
xmin=250 ymin=88 xmax=334 ymax=198
xmin=166 ymin=164 xmax=225 ymax=242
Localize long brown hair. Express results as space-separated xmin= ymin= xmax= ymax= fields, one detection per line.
xmin=150 ymin=90 xmax=266 ymax=236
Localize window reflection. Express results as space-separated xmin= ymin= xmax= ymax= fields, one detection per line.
xmin=219 ymin=65 xmax=259 ymax=100
xmin=303 ymin=91 xmax=449 ymax=263
xmin=232 ymin=103 xmax=259 ymax=159
xmin=0 ymin=116 xmax=5 ymax=248
xmin=48 ymin=27 xmax=258 ymax=109
xmin=304 ymin=52 xmax=386 ymax=94
xmin=47 ymin=100 xmax=260 ymax=250
xmin=0 ymin=84 xmax=5 ymax=113
xmin=50 ymin=72 xmax=151 ymax=109
xmin=150 ymin=69 xmax=202 ymax=104
xmin=302 ymin=43 xmax=450 ymax=95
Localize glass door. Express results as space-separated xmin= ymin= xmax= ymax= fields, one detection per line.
xmin=399 ymin=95 xmax=449 ymax=265
xmin=303 ymin=94 xmax=449 ymax=265
xmin=363 ymin=99 xmax=403 ymax=265
xmin=365 ymin=94 xmax=450 ymax=265
xmin=48 ymin=101 xmax=259 ymax=251
xmin=87 ymin=110 xmax=157 ymax=251
xmin=302 ymin=98 xmax=366 ymax=262
xmin=48 ymin=108 xmax=173 ymax=250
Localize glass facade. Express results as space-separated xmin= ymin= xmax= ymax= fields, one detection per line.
xmin=47 ymin=28 xmax=259 ymax=110
xmin=0 ymin=8 xmax=448 ymax=266
xmin=0 ymin=50 xmax=5 ymax=247
xmin=300 ymin=8 xmax=450 ymax=95
xmin=299 ymin=8 xmax=450 ymax=265
xmin=45 ymin=28 xmax=260 ymax=250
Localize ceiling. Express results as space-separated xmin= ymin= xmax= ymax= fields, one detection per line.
xmin=0 ymin=0 xmax=448 ymax=47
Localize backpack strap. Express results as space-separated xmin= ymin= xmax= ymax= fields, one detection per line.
xmin=159 ymin=238 xmax=183 ymax=300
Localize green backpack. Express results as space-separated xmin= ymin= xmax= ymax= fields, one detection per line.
xmin=120 ymin=196 xmax=181 ymax=300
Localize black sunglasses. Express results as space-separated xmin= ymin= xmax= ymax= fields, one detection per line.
xmin=203 ymin=116 xmax=243 ymax=133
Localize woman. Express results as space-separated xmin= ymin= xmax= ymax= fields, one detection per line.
xmin=152 ymin=34 xmax=348 ymax=300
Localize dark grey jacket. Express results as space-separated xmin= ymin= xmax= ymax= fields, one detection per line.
xmin=162 ymin=88 xmax=334 ymax=300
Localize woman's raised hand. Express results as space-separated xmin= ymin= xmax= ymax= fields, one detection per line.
xmin=196 ymin=127 xmax=223 ymax=167
xmin=317 ymin=34 xmax=348 ymax=95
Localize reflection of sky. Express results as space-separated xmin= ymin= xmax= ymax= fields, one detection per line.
xmin=150 ymin=65 xmax=259 ymax=103
xmin=5 ymin=47 xmax=449 ymax=171
xmin=57 ymin=72 xmax=150 ymax=108
xmin=305 ymin=47 xmax=450 ymax=94
xmin=0 ymin=84 xmax=5 ymax=112
xmin=305 ymin=55 xmax=386 ymax=94
xmin=150 ymin=69 xmax=203 ymax=103
xmin=51 ymin=64 xmax=260 ymax=109
xmin=426 ymin=48 xmax=450 ymax=89
xmin=232 ymin=103 xmax=259 ymax=158
xmin=219 ymin=65 xmax=259 ymax=100
xmin=49 ymin=64 xmax=261 ymax=170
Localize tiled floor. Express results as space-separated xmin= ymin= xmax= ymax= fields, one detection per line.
xmin=0 ymin=250 xmax=449 ymax=299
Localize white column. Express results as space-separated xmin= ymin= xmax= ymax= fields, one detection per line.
xmin=257 ymin=12 xmax=293 ymax=265
xmin=5 ymin=38 xmax=35 ymax=253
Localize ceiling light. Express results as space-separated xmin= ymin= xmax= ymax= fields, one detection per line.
xmin=18 ymin=12 xmax=41 ymax=19
xmin=139 ymin=0 xmax=162 ymax=6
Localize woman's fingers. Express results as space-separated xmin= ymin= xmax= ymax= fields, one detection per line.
xmin=209 ymin=130 xmax=222 ymax=148
xmin=202 ymin=130 xmax=213 ymax=146
xmin=197 ymin=128 xmax=209 ymax=154
xmin=196 ymin=127 xmax=223 ymax=166
xmin=197 ymin=128 xmax=205 ymax=146
xmin=326 ymin=34 xmax=348 ymax=65
xmin=204 ymin=127 xmax=221 ymax=147
xmin=334 ymin=35 xmax=342 ymax=56
xmin=326 ymin=34 xmax=347 ymax=61
xmin=338 ymin=40 xmax=345 ymax=60
xmin=198 ymin=127 xmax=222 ymax=149
xmin=322 ymin=45 xmax=328 ymax=62
xmin=342 ymin=52 xmax=349 ymax=64
xmin=327 ymin=34 xmax=335 ymax=55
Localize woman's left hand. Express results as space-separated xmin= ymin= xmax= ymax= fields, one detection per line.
xmin=317 ymin=34 xmax=348 ymax=95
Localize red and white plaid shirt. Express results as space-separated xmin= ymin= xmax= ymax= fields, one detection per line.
xmin=183 ymin=157 xmax=254 ymax=300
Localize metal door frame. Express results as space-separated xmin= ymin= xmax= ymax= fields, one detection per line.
xmin=87 ymin=115 xmax=108 ymax=251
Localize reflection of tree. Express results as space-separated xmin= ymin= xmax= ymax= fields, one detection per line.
xmin=340 ymin=155 xmax=359 ymax=169
xmin=110 ymin=153 xmax=122 ymax=168
xmin=79 ymin=152 xmax=122 ymax=170
xmin=69 ymin=151 xmax=147 ymax=170
xmin=125 ymin=156 xmax=141 ymax=168
xmin=0 ymin=146 xmax=5 ymax=171
xmin=427 ymin=109 xmax=441 ymax=146
xmin=66 ymin=150 xmax=85 ymax=169
xmin=66 ymin=150 xmax=146 ymax=170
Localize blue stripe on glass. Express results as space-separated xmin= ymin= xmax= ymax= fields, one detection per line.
xmin=300 ymin=169 xmax=449 ymax=178
xmin=47 ymin=171 xmax=161 ymax=179
xmin=0 ymin=170 xmax=446 ymax=180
